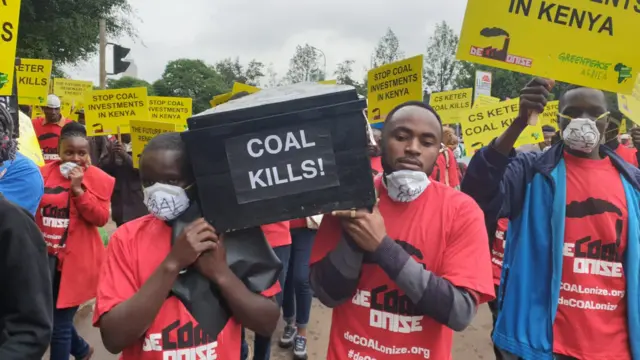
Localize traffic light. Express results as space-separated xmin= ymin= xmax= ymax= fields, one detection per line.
xmin=113 ymin=44 xmax=131 ymax=75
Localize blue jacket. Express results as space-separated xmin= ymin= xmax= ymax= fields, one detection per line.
xmin=0 ymin=152 xmax=44 ymax=216
xmin=462 ymin=142 xmax=640 ymax=359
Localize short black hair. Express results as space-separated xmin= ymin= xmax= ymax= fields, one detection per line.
xmin=60 ymin=121 xmax=87 ymax=142
xmin=558 ymin=85 xmax=606 ymax=110
xmin=384 ymin=100 xmax=443 ymax=125
xmin=542 ymin=125 xmax=556 ymax=132
xmin=142 ymin=132 xmax=192 ymax=178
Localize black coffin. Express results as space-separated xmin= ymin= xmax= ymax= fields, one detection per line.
xmin=182 ymin=83 xmax=376 ymax=231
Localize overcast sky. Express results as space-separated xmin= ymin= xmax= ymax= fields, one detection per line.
xmin=64 ymin=0 xmax=469 ymax=85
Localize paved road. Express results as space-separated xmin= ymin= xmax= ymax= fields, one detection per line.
xmin=70 ymin=299 xmax=495 ymax=359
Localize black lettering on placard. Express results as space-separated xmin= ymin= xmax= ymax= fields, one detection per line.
xmin=225 ymin=123 xmax=340 ymax=204
xmin=508 ymin=0 xmax=619 ymax=36
xmin=1 ymin=21 xmax=13 ymax=42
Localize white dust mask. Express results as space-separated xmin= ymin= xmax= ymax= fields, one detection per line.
xmin=143 ymin=183 xmax=191 ymax=221
xmin=562 ymin=118 xmax=601 ymax=154
xmin=384 ymin=170 xmax=430 ymax=202
xmin=59 ymin=161 xmax=79 ymax=179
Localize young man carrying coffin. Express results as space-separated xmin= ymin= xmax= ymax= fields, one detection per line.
xmin=462 ymin=79 xmax=640 ymax=360
xmin=309 ymin=101 xmax=495 ymax=360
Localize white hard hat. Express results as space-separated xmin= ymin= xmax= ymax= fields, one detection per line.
xmin=46 ymin=94 xmax=61 ymax=109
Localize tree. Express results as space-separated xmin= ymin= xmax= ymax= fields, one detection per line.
xmin=17 ymin=0 xmax=134 ymax=66
xmin=263 ymin=63 xmax=280 ymax=88
xmin=424 ymin=21 xmax=461 ymax=92
xmin=214 ymin=58 xmax=265 ymax=89
xmin=371 ymin=28 xmax=404 ymax=68
xmin=153 ymin=59 xmax=227 ymax=114
xmin=334 ymin=59 xmax=367 ymax=95
xmin=107 ymin=76 xmax=155 ymax=95
xmin=284 ymin=44 xmax=325 ymax=84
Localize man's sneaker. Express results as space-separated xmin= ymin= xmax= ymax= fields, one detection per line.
xmin=278 ymin=324 xmax=297 ymax=348
xmin=293 ymin=335 xmax=308 ymax=360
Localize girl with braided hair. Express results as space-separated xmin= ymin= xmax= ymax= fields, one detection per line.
xmin=36 ymin=121 xmax=115 ymax=360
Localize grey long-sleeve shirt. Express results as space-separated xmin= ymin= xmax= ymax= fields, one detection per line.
xmin=310 ymin=235 xmax=477 ymax=331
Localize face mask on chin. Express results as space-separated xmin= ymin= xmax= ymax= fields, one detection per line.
xmin=383 ymin=170 xmax=430 ymax=202
xmin=143 ymin=182 xmax=191 ymax=221
xmin=562 ymin=118 xmax=602 ymax=154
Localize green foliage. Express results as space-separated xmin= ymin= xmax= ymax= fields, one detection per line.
xmin=334 ymin=59 xmax=367 ymax=95
xmin=153 ymin=59 xmax=227 ymax=114
xmin=107 ymin=76 xmax=155 ymax=95
xmin=284 ymin=44 xmax=325 ymax=84
xmin=371 ymin=28 xmax=404 ymax=68
xmin=215 ymin=57 xmax=265 ymax=88
xmin=424 ymin=21 xmax=460 ymax=92
xmin=17 ymin=0 xmax=134 ymax=65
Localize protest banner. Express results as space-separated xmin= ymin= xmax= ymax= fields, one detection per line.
xmin=429 ymin=88 xmax=473 ymax=124
xmin=130 ymin=120 xmax=179 ymax=168
xmin=16 ymin=59 xmax=52 ymax=106
xmin=54 ymin=78 xmax=93 ymax=120
xmin=540 ymin=100 xmax=559 ymax=130
xmin=149 ymin=96 xmax=192 ymax=131
xmin=31 ymin=106 xmax=44 ymax=120
xmin=85 ymin=87 xmax=149 ymax=136
xmin=457 ymin=0 xmax=640 ymax=94
xmin=460 ymin=98 xmax=544 ymax=153
xmin=473 ymin=94 xmax=500 ymax=109
xmin=620 ymin=119 xmax=627 ymax=134
xmin=0 ymin=0 xmax=21 ymax=96
xmin=17 ymin=110 xmax=44 ymax=166
xmin=367 ymin=55 xmax=423 ymax=124
xmin=618 ymin=75 xmax=640 ymax=125
xmin=319 ymin=79 xmax=338 ymax=85
xmin=232 ymin=82 xmax=260 ymax=95
xmin=184 ymin=83 xmax=374 ymax=231
xmin=474 ymin=70 xmax=492 ymax=100
xmin=210 ymin=92 xmax=233 ymax=108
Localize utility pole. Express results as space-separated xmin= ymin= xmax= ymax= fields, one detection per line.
xmin=99 ymin=19 xmax=107 ymax=89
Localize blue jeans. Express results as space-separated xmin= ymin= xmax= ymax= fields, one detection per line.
xmin=50 ymin=273 xmax=90 ymax=360
xmin=242 ymin=244 xmax=291 ymax=360
xmin=282 ymin=229 xmax=316 ymax=328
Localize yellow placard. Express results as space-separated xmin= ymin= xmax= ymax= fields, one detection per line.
xmin=149 ymin=96 xmax=192 ymax=131
xmin=31 ymin=106 xmax=44 ymax=120
xmin=130 ymin=120 xmax=179 ymax=168
xmin=457 ymin=0 xmax=640 ymax=94
xmin=0 ymin=0 xmax=21 ymax=96
xmin=85 ymin=87 xmax=149 ymax=136
xmin=319 ymin=79 xmax=338 ymax=85
xmin=16 ymin=59 xmax=52 ymax=106
xmin=460 ymin=98 xmax=544 ymax=153
xmin=429 ymin=88 xmax=473 ymax=124
xmin=620 ymin=119 xmax=628 ymax=134
xmin=210 ymin=92 xmax=233 ymax=108
xmin=540 ymin=100 xmax=560 ymax=130
xmin=232 ymin=82 xmax=260 ymax=95
xmin=473 ymin=94 xmax=501 ymax=109
xmin=618 ymin=75 xmax=640 ymax=125
xmin=367 ymin=55 xmax=423 ymax=124
xmin=17 ymin=111 xmax=45 ymax=166
xmin=53 ymin=78 xmax=93 ymax=120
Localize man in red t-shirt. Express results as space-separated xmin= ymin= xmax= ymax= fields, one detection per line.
xmin=94 ymin=132 xmax=280 ymax=360
xmin=32 ymin=94 xmax=72 ymax=163
xmin=309 ymin=100 xmax=495 ymax=360
xmin=464 ymin=80 xmax=637 ymax=360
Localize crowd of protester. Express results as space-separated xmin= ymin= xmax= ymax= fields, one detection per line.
xmin=1 ymin=78 xmax=640 ymax=360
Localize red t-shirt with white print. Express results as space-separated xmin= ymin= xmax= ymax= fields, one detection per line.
xmin=491 ymin=218 xmax=509 ymax=286
xmin=553 ymin=152 xmax=630 ymax=359
xmin=93 ymin=215 xmax=280 ymax=360
xmin=310 ymin=178 xmax=495 ymax=360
